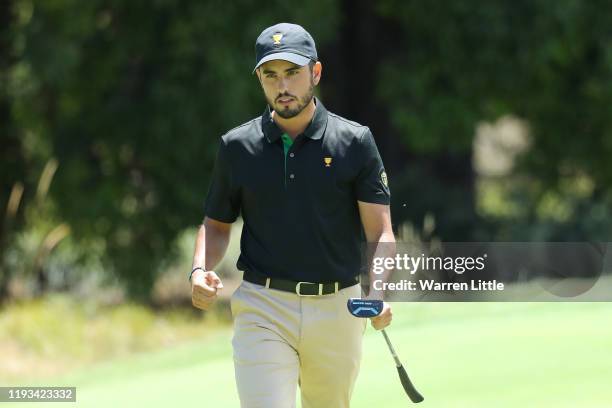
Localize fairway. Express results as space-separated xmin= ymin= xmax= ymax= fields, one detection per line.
xmin=5 ymin=302 xmax=611 ymax=407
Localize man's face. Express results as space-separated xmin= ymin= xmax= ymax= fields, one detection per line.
xmin=257 ymin=59 xmax=321 ymax=119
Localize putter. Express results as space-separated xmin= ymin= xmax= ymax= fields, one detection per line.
xmin=347 ymin=298 xmax=424 ymax=404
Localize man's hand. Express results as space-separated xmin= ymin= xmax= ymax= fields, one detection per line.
xmin=365 ymin=288 xmax=392 ymax=330
xmin=369 ymin=301 xmax=392 ymax=330
xmin=191 ymin=270 xmax=224 ymax=310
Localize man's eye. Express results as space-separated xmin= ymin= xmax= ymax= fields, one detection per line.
xmin=288 ymin=70 xmax=298 ymax=76
xmin=266 ymin=74 xmax=276 ymax=79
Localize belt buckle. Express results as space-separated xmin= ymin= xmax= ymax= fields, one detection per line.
xmin=296 ymin=281 xmax=322 ymax=296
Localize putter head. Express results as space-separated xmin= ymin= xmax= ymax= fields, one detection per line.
xmin=347 ymin=298 xmax=383 ymax=318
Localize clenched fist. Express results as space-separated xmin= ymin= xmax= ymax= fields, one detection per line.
xmin=191 ymin=270 xmax=224 ymax=310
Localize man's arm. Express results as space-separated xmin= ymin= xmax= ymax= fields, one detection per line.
xmin=191 ymin=216 xmax=232 ymax=310
xmin=192 ymin=216 xmax=233 ymax=271
xmin=358 ymin=200 xmax=395 ymax=329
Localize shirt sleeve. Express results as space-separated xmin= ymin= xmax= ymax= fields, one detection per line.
xmin=354 ymin=128 xmax=391 ymax=205
xmin=204 ymin=137 xmax=241 ymax=222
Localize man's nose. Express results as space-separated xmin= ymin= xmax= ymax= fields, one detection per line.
xmin=277 ymin=76 xmax=289 ymax=94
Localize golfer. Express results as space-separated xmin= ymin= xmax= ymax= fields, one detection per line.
xmin=191 ymin=22 xmax=395 ymax=408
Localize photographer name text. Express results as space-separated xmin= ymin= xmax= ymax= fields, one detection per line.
xmin=373 ymin=279 xmax=505 ymax=292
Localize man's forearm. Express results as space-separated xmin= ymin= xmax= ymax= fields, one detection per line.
xmin=368 ymin=232 xmax=396 ymax=299
xmin=192 ymin=219 xmax=231 ymax=271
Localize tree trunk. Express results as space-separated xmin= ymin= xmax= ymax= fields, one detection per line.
xmin=323 ymin=0 xmax=479 ymax=240
xmin=323 ymin=0 xmax=408 ymax=175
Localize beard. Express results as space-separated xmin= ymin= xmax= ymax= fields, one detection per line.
xmin=270 ymin=82 xmax=314 ymax=119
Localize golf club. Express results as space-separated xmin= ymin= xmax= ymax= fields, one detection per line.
xmin=347 ymin=298 xmax=424 ymax=404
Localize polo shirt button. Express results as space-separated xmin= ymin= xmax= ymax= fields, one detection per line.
xmin=289 ymin=153 xmax=295 ymax=158
xmin=289 ymin=174 xmax=295 ymax=179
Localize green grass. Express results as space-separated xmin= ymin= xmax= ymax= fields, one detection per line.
xmin=0 ymin=294 xmax=227 ymax=382
xmin=4 ymin=302 xmax=612 ymax=407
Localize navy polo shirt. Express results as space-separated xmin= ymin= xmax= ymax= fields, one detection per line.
xmin=204 ymin=98 xmax=390 ymax=283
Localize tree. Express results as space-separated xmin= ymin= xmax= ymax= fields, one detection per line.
xmin=12 ymin=0 xmax=340 ymax=300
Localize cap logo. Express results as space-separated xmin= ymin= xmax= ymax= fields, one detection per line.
xmin=324 ymin=157 xmax=332 ymax=167
xmin=272 ymin=33 xmax=283 ymax=45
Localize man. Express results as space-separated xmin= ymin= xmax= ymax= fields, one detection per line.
xmin=191 ymin=22 xmax=395 ymax=408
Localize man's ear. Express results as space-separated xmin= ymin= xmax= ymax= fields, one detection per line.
xmin=312 ymin=61 xmax=322 ymax=86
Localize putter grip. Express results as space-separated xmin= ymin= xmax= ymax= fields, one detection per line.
xmin=397 ymin=364 xmax=424 ymax=403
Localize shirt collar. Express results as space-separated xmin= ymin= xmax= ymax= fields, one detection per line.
xmin=262 ymin=97 xmax=328 ymax=143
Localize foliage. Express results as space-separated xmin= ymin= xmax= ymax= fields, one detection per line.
xmin=6 ymin=0 xmax=339 ymax=300
xmin=3 ymin=0 xmax=612 ymax=300
xmin=376 ymin=0 xmax=612 ymax=240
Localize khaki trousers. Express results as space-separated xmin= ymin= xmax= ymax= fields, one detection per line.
xmin=230 ymin=280 xmax=366 ymax=408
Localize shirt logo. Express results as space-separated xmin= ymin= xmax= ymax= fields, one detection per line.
xmin=324 ymin=157 xmax=332 ymax=167
xmin=381 ymin=170 xmax=388 ymax=187
xmin=272 ymin=33 xmax=283 ymax=45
